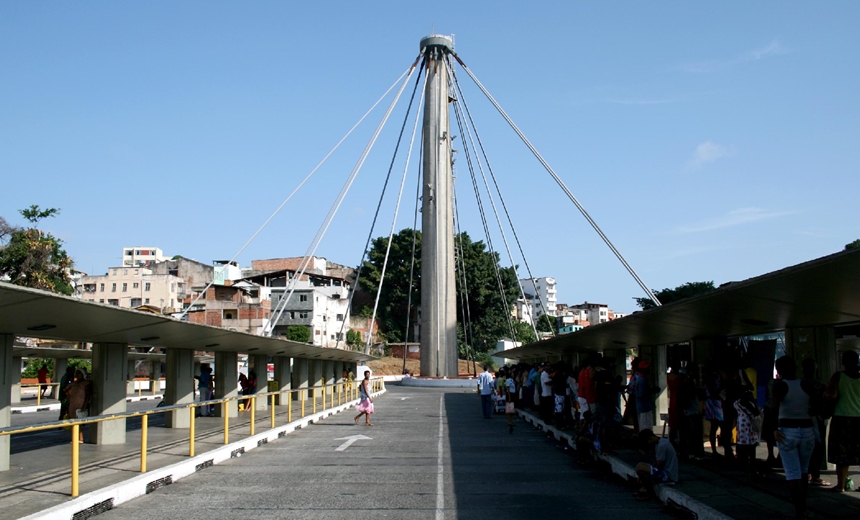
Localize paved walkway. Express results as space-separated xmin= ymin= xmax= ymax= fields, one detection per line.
xmin=97 ymin=386 xmax=669 ymax=520
xmin=516 ymin=408 xmax=860 ymax=520
xmin=0 ymin=394 xmax=353 ymax=520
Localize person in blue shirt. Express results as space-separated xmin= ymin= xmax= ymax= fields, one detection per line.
xmin=635 ymin=362 xmax=655 ymax=431
xmin=477 ymin=365 xmax=495 ymax=419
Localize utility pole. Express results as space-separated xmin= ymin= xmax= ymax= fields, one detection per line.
xmin=419 ymin=35 xmax=458 ymax=377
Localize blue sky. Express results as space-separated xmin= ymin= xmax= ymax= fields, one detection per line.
xmin=2 ymin=2 xmax=858 ymax=313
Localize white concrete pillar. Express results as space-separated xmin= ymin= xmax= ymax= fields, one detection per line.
xmin=292 ymin=358 xmax=309 ymax=401
xmin=1 ymin=334 xmax=13 ymax=471
xmin=310 ymin=360 xmax=323 ymax=390
xmin=215 ymin=352 xmax=238 ymax=417
xmin=654 ymin=345 xmax=669 ymax=430
xmin=10 ymin=358 xmax=21 ymax=405
xmin=91 ymin=343 xmax=129 ymax=444
xmin=334 ymin=361 xmax=344 ymax=383
xmin=251 ymin=354 xmax=268 ymax=411
xmin=53 ymin=358 xmax=68 ymax=399
xmin=323 ymin=360 xmax=335 ymax=386
xmin=273 ymin=356 xmax=292 ymax=405
xmin=150 ymin=361 xmax=162 ymax=395
xmin=165 ymin=349 xmax=195 ymax=428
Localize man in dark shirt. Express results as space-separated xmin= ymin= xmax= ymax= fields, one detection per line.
xmin=594 ymin=357 xmax=619 ymax=454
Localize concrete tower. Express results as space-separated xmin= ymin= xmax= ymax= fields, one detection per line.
xmin=419 ymin=35 xmax=458 ymax=377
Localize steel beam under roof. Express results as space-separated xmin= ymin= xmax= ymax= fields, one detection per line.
xmin=0 ymin=282 xmax=375 ymax=363
xmin=498 ymin=248 xmax=860 ymax=361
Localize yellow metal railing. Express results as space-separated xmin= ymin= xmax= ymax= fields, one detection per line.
xmin=0 ymin=377 xmax=385 ymax=498
xmin=19 ymin=383 xmax=61 ymax=407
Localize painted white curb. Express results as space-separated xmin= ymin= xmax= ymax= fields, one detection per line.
xmin=516 ymin=409 xmax=733 ymax=520
xmin=22 ymin=389 xmax=386 ymax=520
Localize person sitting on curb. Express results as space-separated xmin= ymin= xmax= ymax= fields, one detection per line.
xmin=634 ymin=429 xmax=679 ymax=500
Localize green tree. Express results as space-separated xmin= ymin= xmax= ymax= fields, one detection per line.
xmin=358 ymin=229 xmax=422 ymax=343
xmin=285 ymin=325 xmax=311 ymax=343
xmin=513 ymin=320 xmax=537 ymax=345
xmin=0 ymin=205 xmax=73 ymax=295
xmin=21 ymin=358 xmax=91 ymax=379
xmin=845 ymin=239 xmax=860 ymax=251
xmin=634 ymin=281 xmax=716 ymax=310
xmin=346 ymin=329 xmax=362 ymax=350
xmin=359 ymin=229 xmax=520 ymax=357
xmin=535 ymin=314 xmax=556 ymax=333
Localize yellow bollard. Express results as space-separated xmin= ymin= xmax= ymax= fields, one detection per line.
xmin=140 ymin=414 xmax=148 ymax=473
xmin=312 ymin=388 xmax=317 ymax=414
xmin=250 ymin=396 xmax=256 ymax=436
xmin=189 ymin=406 xmax=196 ymax=457
xmin=138 ymin=381 xmax=142 ymax=397
xmin=71 ymin=423 xmax=80 ymax=497
xmin=331 ymin=384 xmax=334 ymax=408
xmin=301 ymin=389 xmax=306 ymax=418
xmin=223 ymin=401 xmax=229 ymax=445
xmin=270 ymin=394 xmax=276 ymax=429
xmin=288 ymin=391 xmax=293 ymax=423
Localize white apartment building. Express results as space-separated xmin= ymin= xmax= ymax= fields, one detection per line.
xmin=518 ymin=277 xmax=557 ymax=317
xmin=244 ymin=266 xmax=352 ymax=349
xmin=80 ymin=267 xmax=185 ymax=312
xmin=122 ymin=247 xmax=168 ymax=267
xmin=512 ymin=298 xmax=535 ymax=325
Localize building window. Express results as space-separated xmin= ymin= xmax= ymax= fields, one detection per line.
xmin=170 ymin=283 xmax=175 ymax=292
xmin=99 ymin=299 xmax=104 ymax=303
xmin=111 ymin=283 xmax=117 ymax=292
xmin=299 ymin=294 xmax=308 ymax=302
xmin=315 ymin=330 xmax=321 ymax=335
xmin=336 ymin=314 xmax=344 ymax=321
xmin=299 ymin=312 xmax=308 ymax=319
xmin=133 ymin=282 xmax=139 ymax=289
xmin=100 ymin=283 xmax=105 ymax=292
xmin=108 ymin=299 xmax=119 ymax=306
xmin=145 ymin=298 xmax=150 ymax=304
xmin=145 ymin=282 xmax=151 ymax=291
xmin=122 ymin=283 xmax=128 ymax=292
xmin=336 ymin=332 xmax=344 ymax=341
xmin=170 ymin=299 xmax=174 ymax=307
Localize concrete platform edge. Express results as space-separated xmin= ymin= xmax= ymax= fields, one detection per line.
xmin=12 ymin=394 xmax=164 ymax=414
xmin=516 ymin=409 xmax=733 ymax=520
xmin=20 ymin=389 xmax=386 ymax=520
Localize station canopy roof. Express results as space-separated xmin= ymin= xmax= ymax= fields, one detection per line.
xmin=498 ymin=248 xmax=860 ymax=361
xmin=12 ymin=346 xmax=170 ymax=362
xmin=0 ymin=282 xmax=375 ymax=363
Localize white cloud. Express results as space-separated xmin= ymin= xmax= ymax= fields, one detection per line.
xmin=677 ymin=207 xmax=795 ymax=234
xmin=744 ymin=41 xmax=785 ymax=61
xmin=684 ymin=40 xmax=787 ymax=73
xmin=687 ymin=140 xmax=735 ymax=169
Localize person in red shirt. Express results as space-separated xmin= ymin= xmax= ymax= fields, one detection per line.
xmin=37 ymin=364 xmax=50 ymax=398
xmin=577 ymin=356 xmax=597 ymax=420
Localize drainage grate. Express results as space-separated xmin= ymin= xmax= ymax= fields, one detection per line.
xmin=72 ymin=498 xmax=114 ymax=519
xmin=231 ymin=447 xmax=245 ymax=458
xmin=278 ymin=431 xmax=287 ymax=438
xmin=145 ymin=475 xmax=173 ymax=494
xmin=257 ymin=438 xmax=268 ymax=447
xmin=195 ymin=459 xmax=214 ymax=472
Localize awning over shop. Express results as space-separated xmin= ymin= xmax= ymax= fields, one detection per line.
xmin=0 ymin=282 xmax=375 ymax=363
xmin=498 ymin=248 xmax=860 ymax=361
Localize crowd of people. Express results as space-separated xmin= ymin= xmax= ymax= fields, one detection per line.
xmin=478 ymin=350 xmax=860 ymax=518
